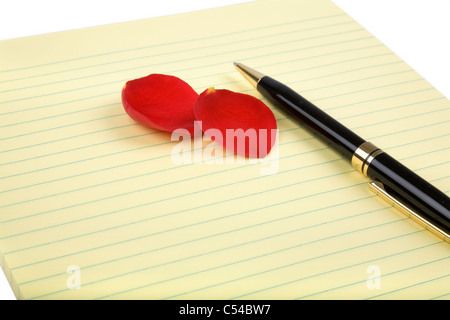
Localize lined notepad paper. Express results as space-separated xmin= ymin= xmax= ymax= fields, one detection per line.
xmin=1 ymin=0 xmax=449 ymax=300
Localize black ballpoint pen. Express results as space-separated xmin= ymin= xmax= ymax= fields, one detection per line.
xmin=234 ymin=62 xmax=450 ymax=242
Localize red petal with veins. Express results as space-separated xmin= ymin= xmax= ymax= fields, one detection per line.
xmin=122 ymin=74 xmax=198 ymax=134
xmin=194 ymin=88 xmax=277 ymax=158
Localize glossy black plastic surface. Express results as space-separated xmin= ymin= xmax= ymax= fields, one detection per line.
xmin=258 ymin=76 xmax=365 ymax=160
xmin=257 ymin=75 xmax=450 ymax=236
xmin=367 ymin=152 xmax=450 ymax=234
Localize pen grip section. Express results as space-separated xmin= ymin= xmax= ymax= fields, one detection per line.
xmin=257 ymin=76 xmax=365 ymax=160
xmin=367 ymin=152 xmax=450 ymax=235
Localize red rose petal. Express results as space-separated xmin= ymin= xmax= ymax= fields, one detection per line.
xmin=122 ymin=74 xmax=199 ymax=134
xmin=194 ymin=88 xmax=277 ymax=158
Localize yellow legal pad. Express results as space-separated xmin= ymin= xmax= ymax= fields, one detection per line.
xmin=0 ymin=0 xmax=449 ymax=300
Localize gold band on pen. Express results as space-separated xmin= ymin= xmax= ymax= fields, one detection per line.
xmin=351 ymin=141 xmax=383 ymax=176
xmin=352 ymin=141 xmax=450 ymax=243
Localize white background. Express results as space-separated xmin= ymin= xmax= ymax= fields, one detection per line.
xmin=0 ymin=0 xmax=449 ymax=300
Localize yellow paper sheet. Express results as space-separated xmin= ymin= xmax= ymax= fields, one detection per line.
xmin=0 ymin=0 xmax=449 ymax=300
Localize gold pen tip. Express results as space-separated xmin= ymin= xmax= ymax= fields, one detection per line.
xmin=232 ymin=62 xmax=265 ymax=88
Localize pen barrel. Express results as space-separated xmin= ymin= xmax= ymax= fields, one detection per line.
xmin=257 ymin=76 xmax=365 ymax=160
xmin=257 ymin=74 xmax=450 ymax=237
xmin=367 ymin=152 xmax=450 ymax=234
